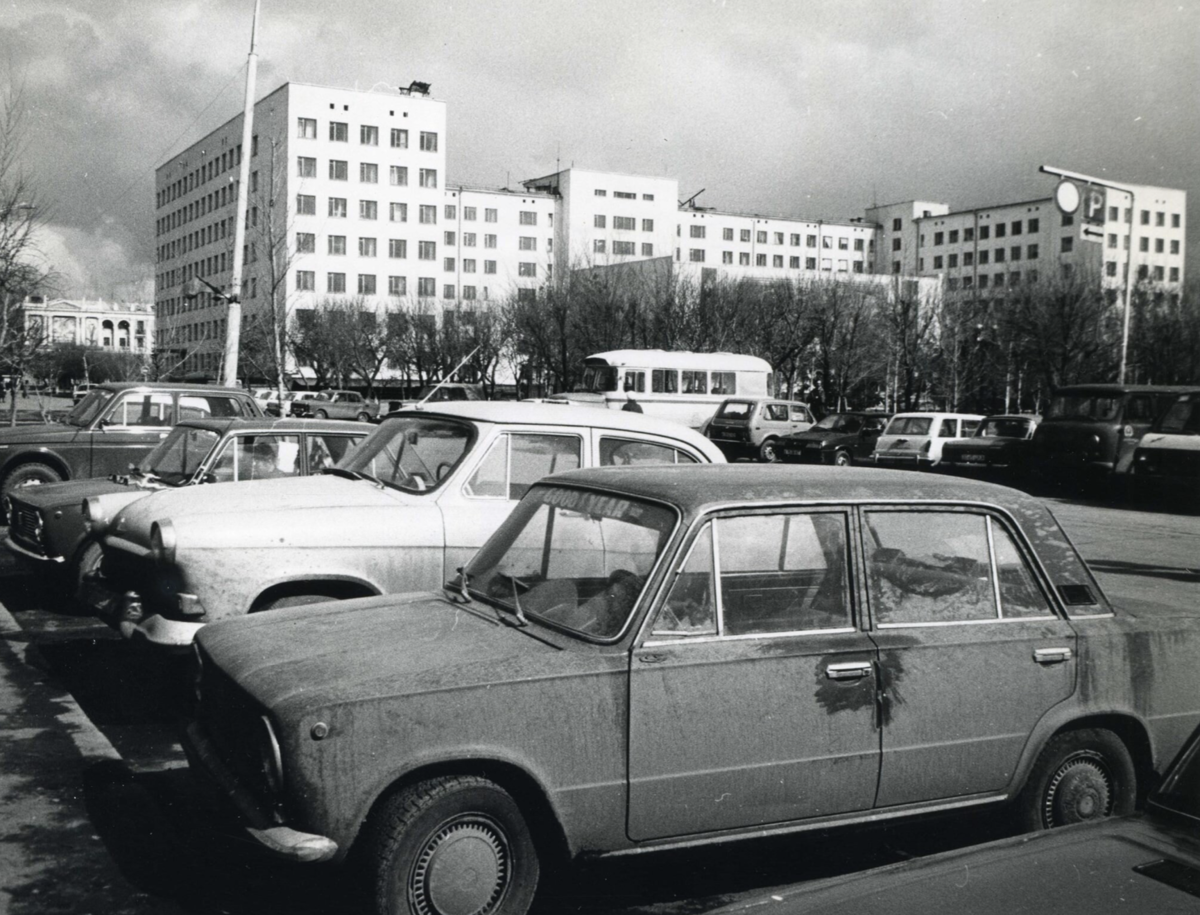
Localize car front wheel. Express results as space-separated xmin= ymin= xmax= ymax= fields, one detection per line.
xmin=832 ymin=450 xmax=852 ymax=467
xmin=758 ymin=438 xmax=779 ymax=463
xmin=1017 ymin=728 xmax=1136 ymax=832
xmin=314 ymin=409 xmax=329 ymax=419
xmin=367 ymin=775 xmax=539 ymax=915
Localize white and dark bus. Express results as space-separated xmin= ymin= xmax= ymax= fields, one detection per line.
xmin=555 ymin=350 xmax=773 ymax=428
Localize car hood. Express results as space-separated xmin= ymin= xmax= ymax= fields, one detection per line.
xmin=1139 ymin=432 xmax=1200 ymax=452
xmin=0 ymin=422 xmax=82 ymax=444
xmin=105 ymin=474 xmax=416 ymax=543
xmin=782 ymin=429 xmax=849 ymax=446
xmin=197 ymin=592 xmax=570 ymax=715
xmin=714 ymin=815 xmax=1200 ymax=915
xmin=9 ymin=476 xmax=134 ymax=509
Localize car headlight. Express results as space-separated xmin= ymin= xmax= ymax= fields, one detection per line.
xmin=2 ymin=495 xmax=11 ymax=526
xmin=258 ymin=715 xmax=284 ymax=795
xmin=82 ymin=496 xmax=108 ymax=533
xmin=149 ymin=520 xmax=176 ymax=565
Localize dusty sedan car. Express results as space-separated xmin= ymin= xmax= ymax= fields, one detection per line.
xmin=939 ymin=413 xmax=1041 ymax=476
xmin=84 ymin=402 xmax=723 ymax=645
xmin=711 ymin=727 xmax=1200 ymax=915
xmin=289 ymin=389 xmax=379 ymax=422
xmin=3 ymin=417 xmax=366 ymax=597
xmin=0 ymin=382 xmax=262 ymax=498
xmin=779 ymin=411 xmax=890 ymax=465
xmin=183 ymin=465 xmax=1200 ymax=915
xmin=871 ymin=411 xmax=984 ymax=469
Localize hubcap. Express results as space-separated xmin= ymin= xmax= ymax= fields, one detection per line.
xmin=411 ymin=816 xmax=509 ymax=915
xmin=1043 ymin=754 xmax=1112 ymax=827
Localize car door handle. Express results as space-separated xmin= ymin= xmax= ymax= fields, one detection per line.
xmin=639 ymin=653 xmax=667 ymax=664
xmin=825 ymin=662 xmax=873 ymax=680
xmin=1034 ymin=647 xmax=1073 ymax=664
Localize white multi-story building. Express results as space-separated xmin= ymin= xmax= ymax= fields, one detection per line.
xmin=154 ymin=80 xmax=1187 ymax=379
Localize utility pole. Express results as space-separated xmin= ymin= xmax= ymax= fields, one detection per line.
xmin=223 ymin=0 xmax=261 ymax=387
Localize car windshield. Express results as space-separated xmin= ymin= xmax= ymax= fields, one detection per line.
xmin=64 ymin=388 xmax=116 ymax=427
xmin=342 ymin=416 xmax=473 ymax=493
xmin=977 ymin=418 xmax=1031 ymax=438
xmin=578 ymin=366 xmax=620 ymax=394
xmin=1047 ymin=394 xmax=1122 ymax=421
xmin=141 ymin=426 xmax=222 ymax=485
xmin=885 ymin=416 xmax=932 ymax=436
xmin=814 ymin=413 xmax=862 ymax=432
xmin=1151 ymin=734 xmax=1200 ymax=821
xmin=716 ymin=401 xmax=754 ymax=420
xmin=1159 ymin=400 xmax=1200 ymax=435
xmin=465 ymin=484 xmax=677 ymax=639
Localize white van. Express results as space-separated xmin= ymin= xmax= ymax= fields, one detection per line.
xmin=872 ymin=411 xmax=984 ymax=469
xmin=554 ymin=350 xmax=773 ymax=429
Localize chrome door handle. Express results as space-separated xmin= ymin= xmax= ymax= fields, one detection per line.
xmin=825 ymin=662 xmax=873 ymax=680
xmin=1034 ymin=647 xmax=1073 ymax=664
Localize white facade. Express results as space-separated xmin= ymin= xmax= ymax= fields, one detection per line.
xmin=22 ymin=296 xmax=154 ymax=353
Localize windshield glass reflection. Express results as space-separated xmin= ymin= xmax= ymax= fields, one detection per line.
xmin=343 ymin=416 xmax=473 ymax=493
xmin=141 ymin=426 xmax=221 ymax=485
xmin=65 ymin=389 xmax=115 ymax=427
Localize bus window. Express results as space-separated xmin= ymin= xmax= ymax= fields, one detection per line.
xmin=624 ymin=371 xmax=646 ymax=393
xmin=580 ymin=366 xmax=620 ymax=393
xmin=711 ymin=372 xmax=736 ymax=395
xmin=682 ymin=371 xmax=708 ymax=394
xmin=652 ymin=369 xmax=678 ymax=394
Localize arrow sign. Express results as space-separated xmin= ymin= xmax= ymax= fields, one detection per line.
xmin=1080 ymin=225 xmax=1104 ymax=243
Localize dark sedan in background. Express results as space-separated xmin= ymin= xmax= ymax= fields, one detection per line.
xmin=778 ymin=411 xmax=890 ymax=465
xmin=939 ymin=413 xmax=1040 ymax=477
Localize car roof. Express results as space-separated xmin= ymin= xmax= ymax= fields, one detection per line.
xmin=175 ymin=417 xmax=367 ymax=434
xmin=391 ymin=401 xmax=724 ymax=457
xmin=888 ymin=411 xmax=985 ymax=420
xmin=94 ymin=382 xmax=257 ymax=394
xmin=980 ymin=413 xmax=1041 ymax=421
xmin=546 ymin=463 xmax=1040 ymax=512
xmin=1052 ymin=384 xmax=1200 ymax=394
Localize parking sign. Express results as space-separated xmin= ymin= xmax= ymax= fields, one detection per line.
xmin=1082 ymin=186 xmax=1106 ymax=225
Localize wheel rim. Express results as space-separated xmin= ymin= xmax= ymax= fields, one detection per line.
xmin=762 ymin=442 xmax=777 ymax=462
xmin=834 ymin=452 xmax=850 ymax=466
xmin=1042 ymin=751 xmax=1113 ymax=827
xmin=409 ymin=814 xmax=511 ymax=915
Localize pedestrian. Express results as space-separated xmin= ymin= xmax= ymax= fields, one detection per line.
xmin=622 ymin=391 xmax=643 ymax=413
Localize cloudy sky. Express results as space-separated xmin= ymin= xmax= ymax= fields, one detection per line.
xmin=3 ymin=0 xmax=1197 ymax=299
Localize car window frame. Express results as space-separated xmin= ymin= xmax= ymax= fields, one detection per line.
xmin=461 ymin=427 xmax=585 ymax=502
xmin=595 ymin=433 xmax=705 ymax=467
xmin=858 ymin=503 xmax=1061 ymax=630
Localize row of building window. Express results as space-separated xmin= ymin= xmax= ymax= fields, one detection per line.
xmin=930 ymin=219 xmax=1041 ymax=245
xmin=297 ymin=157 xmax=439 ymax=188
xmin=593 ymin=215 xmax=653 ymax=231
xmin=157 ymin=140 xmax=252 ymax=209
xmin=593 ymin=241 xmax=652 ymax=256
xmin=297 ymin=232 xmax=545 ymax=256
xmin=297 ymin=118 xmax=438 ymax=152
xmin=593 ymin=189 xmax=654 ymax=201
xmin=685 ymin=225 xmax=869 ymax=250
xmin=925 ymin=245 xmax=1042 ymax=270
xmin=688 ymin=249 xmax=866 ymax=272
xmin=295 ymin=271 xmax=501 ymax=300
xmin=945 ymin=272 xmax=1036 ymax=290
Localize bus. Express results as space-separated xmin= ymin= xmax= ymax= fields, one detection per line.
xmin=554 ymin=350 xmax=774 ymax=429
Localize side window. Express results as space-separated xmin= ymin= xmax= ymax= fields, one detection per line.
xmin=865 ymin=511 xmax=996 ymax=625
xmin=1125 ymin=395 xmax=1154 ymax=423
xmin=790 ymin=405 xmax=810 ymax=423
xmin=179 ymin=394 xmax=249 ymax=420
xmin=652 ymin=369 xmax=678 ymax=394
xmin=600 ymin=437 xmax=700 ymax=466
xmin=108 ymin=392 xmax=173 ymax=426
xmin=623 ymin=371 xmax=646 ymax=394
xmin=962 ymin=420 xmax=980 ymax=436
xmin=711 ymin=371 xmax=736 ymax=395
xmin=210 ymin=435 xmax=302 ymax=482
xmin=654 ymin=523 xmax=718 ymax=637
xmin=764 ymin=403 xmax=789 ymax=422
xmin=938 ymin=418 xmax=958 ymax=438
xmin=991 ymin=524 xmax=1052 ymax=618
xmin=465 ymin=434 xmax=581 ymax=500
xmin=307 ymin=433 xmax=364 ymax=472
xmin=717 ymin=513 xmax=851 ymax=635
xmin=682 ymin=371 xmax=707 ymax=395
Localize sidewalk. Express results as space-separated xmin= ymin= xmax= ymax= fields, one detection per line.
xmin=0 ymin=601 xmax=168 ymax=915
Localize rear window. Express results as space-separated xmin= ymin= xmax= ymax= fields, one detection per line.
xmin=884 ymin=416 xmax=932 ymax=436
xmin=979 ymin=418 xmax=1032 ymax=438
xmin=1046 ymin=394 xmax=1121 ymax=421
xmin=716 ymin=401 xmax=754 ymax=421
xmin=1159 ymin=400 xmax=1200 ymax=435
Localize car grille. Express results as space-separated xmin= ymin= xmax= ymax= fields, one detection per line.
xmin=100 ymin=547 xmax=181 ymax=618
xmin=8 ymin=502 xmax=46 ymax=555
xmin=196 ymin=649 xmax=283 ymax=818
xmin=1140 ymin=449 xmax=1200 ymax=478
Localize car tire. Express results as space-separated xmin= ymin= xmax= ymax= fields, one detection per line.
xmin=254 ymin=592 xmax=337 ymax=612
xmin=356 ymin=412 xmax=371 ymax=423
xmin=1016 ymin=728 xmax=1136 ymax=832
xmin=366 ymin=775 xmax=539 ymax=915
xmin=314 ymin=409 xmax=329 ymax=419
xmin=758 ymin=438 xmax=780 ymax=463
xmin=2 ymin=462 xmax=63 ymax=499
xmin=833 ymin=449 xmax=853 ymax=467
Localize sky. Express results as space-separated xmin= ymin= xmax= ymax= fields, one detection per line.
xmin=2 ymin=0 xmax=1198 ymax=300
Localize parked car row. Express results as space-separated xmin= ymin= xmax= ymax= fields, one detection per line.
xmin=3 ymin=381 xmax=1199 ymax=915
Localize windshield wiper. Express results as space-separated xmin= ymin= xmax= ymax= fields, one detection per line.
xmin=444 ymin=567 xmax=473 ymax=605
xmin=502 ymin=574 xmax=529 ymax=628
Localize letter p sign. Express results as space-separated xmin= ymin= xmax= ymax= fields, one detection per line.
xmin=1082 ymin=186 xmax=1106 ymax=226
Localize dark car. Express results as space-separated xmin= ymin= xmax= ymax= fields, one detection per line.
xmin=940 ymin=413 xmax=1041 ymax=476
xmin=183 ymin=465 xmax=1200 ymax=915
xmin=1131 ymin=392 xmax=1200 ymax=499
xmin=0 ymin=382 xmax=263 ymax=500
xmin=1030 ymin=384 xmax=1200 ymax=484
xmin=711 ymin=726 xmax=1200 ymax=915
xmin=2 ymin=417 xmax=367 ymax=599
xmin=779 ymin=411 xmax=891 ymax=465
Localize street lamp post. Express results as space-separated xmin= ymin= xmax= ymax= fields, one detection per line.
xmin=1039 ymin=165 xmax=1138 ymax=384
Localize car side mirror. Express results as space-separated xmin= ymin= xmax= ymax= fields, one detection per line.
xmin=201 ymin=472 xmax=218 ymax=484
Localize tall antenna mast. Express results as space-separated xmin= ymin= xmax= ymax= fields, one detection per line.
xmin=223 ymin=0 xmax=260 ymax=387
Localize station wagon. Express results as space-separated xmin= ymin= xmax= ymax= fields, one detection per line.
xmin=183 ymin=465 xmax=1200 ymax=915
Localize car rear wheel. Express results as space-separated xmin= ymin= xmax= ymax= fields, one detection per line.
xmin=758 ymin=438 xmax=779 ymax=463
xmin=314 ymin=409 xmax=329 ymax=419
xmin=833 ymin=449 xmax=853 ymax=467
xmin=1016 ymin=728 xmax=1136 ymax=832
xmin=366 ymin=775 xmax=539 ymax=915
xmin=356 ymin=412 xmax=371 ymax=422
xmin=2 ymin=462 xmax=63 ymax=499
